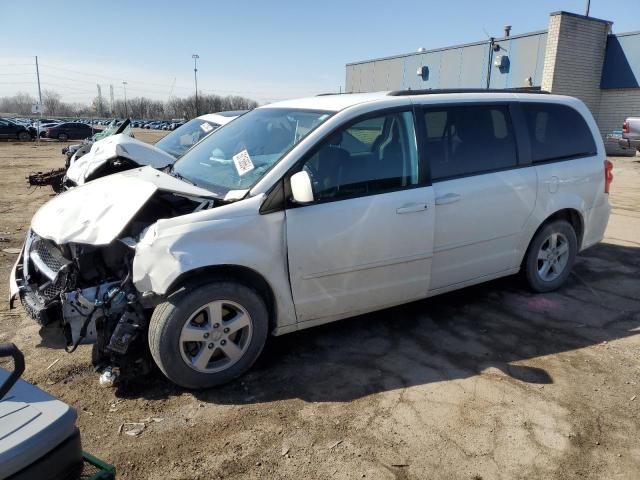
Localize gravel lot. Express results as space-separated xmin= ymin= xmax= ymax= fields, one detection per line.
xmin=0 ymin=133 xmax=638 ymax=479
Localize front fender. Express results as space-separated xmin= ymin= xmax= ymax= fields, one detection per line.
xmin=132 ymin=210 xmax=297 ymax=328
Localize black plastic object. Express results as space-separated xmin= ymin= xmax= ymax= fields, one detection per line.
xmin=114 ymin=118 xmax=131 ymax=135
xmin=0 ymin=343 xmax=25 ymax=400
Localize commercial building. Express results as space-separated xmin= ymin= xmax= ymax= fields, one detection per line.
xmin=345 ymin=11 xmax=640 ymax=154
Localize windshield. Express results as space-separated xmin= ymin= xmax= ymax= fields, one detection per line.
xmin=155 ymin=117 xmax=222 ymax=158
xmin=172 ymin=108 xmax=331 ymax=193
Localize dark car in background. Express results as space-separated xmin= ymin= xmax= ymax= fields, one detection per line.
xmin=45 ymin=122 xmax=98 ymax=141
xmin=0 ymin=117 xmax=36 ymax=141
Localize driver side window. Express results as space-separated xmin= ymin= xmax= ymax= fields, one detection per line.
xmin=302 ymin=111 xmax=419 ymax=202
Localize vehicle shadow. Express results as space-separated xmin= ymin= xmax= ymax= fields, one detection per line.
xmin=115 ymin=242 xmax=640 ymax=404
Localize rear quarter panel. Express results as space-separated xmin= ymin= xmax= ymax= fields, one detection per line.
xmin=515 ymin=98 xmax=608 ymax=260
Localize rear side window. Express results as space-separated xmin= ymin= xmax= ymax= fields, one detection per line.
xmin=422 ymin=105 xmax=517 ymax=181
xmin=521 ymin=103 xmax=596 ymax=162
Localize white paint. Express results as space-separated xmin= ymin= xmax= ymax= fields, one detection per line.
xmin=31 ymin=167 xmax=214 ymax=245
xmin=66 ymin=134 xmax=176 ymax=185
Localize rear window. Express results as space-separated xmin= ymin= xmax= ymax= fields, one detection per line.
xmin=521 ymin=103 xmax=596 ymax=162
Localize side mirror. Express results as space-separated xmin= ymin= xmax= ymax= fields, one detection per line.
xmin=290 ymin=170 xmax=314 ymax=204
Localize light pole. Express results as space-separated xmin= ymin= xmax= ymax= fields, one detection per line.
xmin=192 ymin=54 xmax=199 ymax=116
xmin=122 ymin=81 xmax=128 ymax=118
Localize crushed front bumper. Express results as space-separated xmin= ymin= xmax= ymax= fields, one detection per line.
xmin=9 ymin=230 xmax=68 ymax=325
xmin=9 ymin=249 xmax=21 ymax=310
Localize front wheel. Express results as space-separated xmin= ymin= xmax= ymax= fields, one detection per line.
xmin=148 ymin=281 xmax=269 ymax=389
xmin=523 ymin=220 xmax=577 ymax=292
xmin=17 ymin=131 xmax=31 ymax=141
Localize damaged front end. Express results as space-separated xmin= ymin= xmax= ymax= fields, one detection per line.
xmin=11 ymin=166 xmax=221 ymax=384
xmin=14 ymin=230 xmax=151 ymax=379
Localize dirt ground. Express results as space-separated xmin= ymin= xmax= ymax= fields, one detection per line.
xmin=0 ymin=132 xmax=638 ymax=480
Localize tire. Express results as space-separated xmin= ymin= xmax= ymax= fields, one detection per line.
xmin=523 ymin=220 xmax=577 ymax=293
xmin=148 ymin=281 xmax=269 ymax=389
xmin=17 ymin=131 xmax=31 ymax=142
xmin=57 ymin=133 xmax=68 ymax=141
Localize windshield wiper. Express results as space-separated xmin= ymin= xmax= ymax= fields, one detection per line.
xmin=170 ymin=169 xmax=198 ymax=187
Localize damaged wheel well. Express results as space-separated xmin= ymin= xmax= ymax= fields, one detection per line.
xmin=166 ymin=265 xmax=277 ymax=333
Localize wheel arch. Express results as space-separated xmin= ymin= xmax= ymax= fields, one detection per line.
xmin=166 ymin=264 xmax=278 ymax=333
xmin=522 ymin=207 xmax=585 ymax=264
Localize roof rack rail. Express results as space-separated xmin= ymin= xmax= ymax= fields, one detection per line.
xmin=387 ymin=87 xmax=549 ymax=96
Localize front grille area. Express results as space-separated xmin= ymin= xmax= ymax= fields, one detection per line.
xmin=42 ymin=281 xmax=64 ymax=301
xmin=31 ymin=237 xmax=69 ymax=273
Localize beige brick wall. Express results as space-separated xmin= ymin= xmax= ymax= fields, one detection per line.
xmin=539 ymin=11 xmax=640 ymax=153
xmin=597 ymin=89 xmax=640 ymax=154
xmin=541 ymin=12 xmax=611 ymax=115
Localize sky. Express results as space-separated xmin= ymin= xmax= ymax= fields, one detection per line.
xmin=1 ymin=0 xmax=637 ymax=105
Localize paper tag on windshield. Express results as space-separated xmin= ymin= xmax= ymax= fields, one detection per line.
xmin=200 ymin=122 xmax=213 ymax=133
xmin=232 ymin=150 xmax=254 ymax=176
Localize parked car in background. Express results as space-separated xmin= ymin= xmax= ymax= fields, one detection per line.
xmin=63 ymin=119 xmax=132 ymax=165
xmin=64 ymin=111 xmax=242 ymax=187
xmin=618 ymin=117 xmax=640 ymax=154
xmin=0 ymin=117 xmax=36 ymax=141
xmin=45 ymin=122 xmax=98 ymax=141
xmin=32 ymin=120 xmax=62 ymax=137
xmin=10 ymin=91 xmax=610 ymax=389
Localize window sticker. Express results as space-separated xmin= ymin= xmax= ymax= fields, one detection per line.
xmin=232 ymin=149 xmax=255 ymax=176
xmin=200 ymin=122 xmax=213 ymax=133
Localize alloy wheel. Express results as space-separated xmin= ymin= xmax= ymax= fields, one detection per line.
xmin=536 ymin=232 xmax=570 ymax=282
xmin=179 ymin=300 xmax=253 ymax=373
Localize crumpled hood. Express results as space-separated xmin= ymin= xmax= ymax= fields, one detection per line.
xmin=31 ymin=166 xmax=215 ymax=245
xmin=66 ymin=133 xmax=176 ymax=185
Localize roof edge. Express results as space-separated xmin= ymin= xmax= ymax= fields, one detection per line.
xmin=345 ymin=29 xmax=548 ymax=67
xmin=550 ymin=10 xmax=612 ymax=25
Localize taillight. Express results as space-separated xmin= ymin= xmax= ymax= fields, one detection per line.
xmin=46 ymin=128 xmax=52 ymax=134
xmin=622 ymin=120 xmax=629 ymax=134
xmin=604 ymin=159 xmax=613 ymax=194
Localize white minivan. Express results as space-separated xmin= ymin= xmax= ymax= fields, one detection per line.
xmin=10 ymin=90 xmax=611 ymax=388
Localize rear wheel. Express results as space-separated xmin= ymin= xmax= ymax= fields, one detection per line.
xmin=523 ymin=220 xmax=577 ymax=292
xmin=148 ymin=281 xmax=269 ymax=389
xmin=57 ymin=133 xmax=68 ymax=141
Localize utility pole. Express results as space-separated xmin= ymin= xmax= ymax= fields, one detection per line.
xmin=35 ymin=56 xmax=43 ymax=145
xmin=96 ymin=84 xmax=103 ymax=116
xmin=192 ymin=54 xmax=199 ymax=116
xmin=122 ymin=81 xmax=128 ymax=118
xmin=109 ymin=85 xmax=115 ymax=117
xmin=586 ymin=0 xmax=591 ymax=16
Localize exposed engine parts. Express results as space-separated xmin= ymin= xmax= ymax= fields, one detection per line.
xmin=26 ymin=168 xmax=67 ymax=193
xmin=13 ymin=188 xmax=209 ymax=385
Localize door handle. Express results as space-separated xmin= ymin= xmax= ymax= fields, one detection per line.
xmin=396 ymin=203 xmax=429 ymax=214
xmin=435 ymin=193 xmax=461 ymax=205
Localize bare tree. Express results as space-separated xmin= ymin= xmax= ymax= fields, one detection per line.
xmin=42 ymin=90 xmax=63 ymax=116
xmin=1 ymin=90 xmax=259 ymax=120
xmin=0 ymin=92 xmax=36 ymax=115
